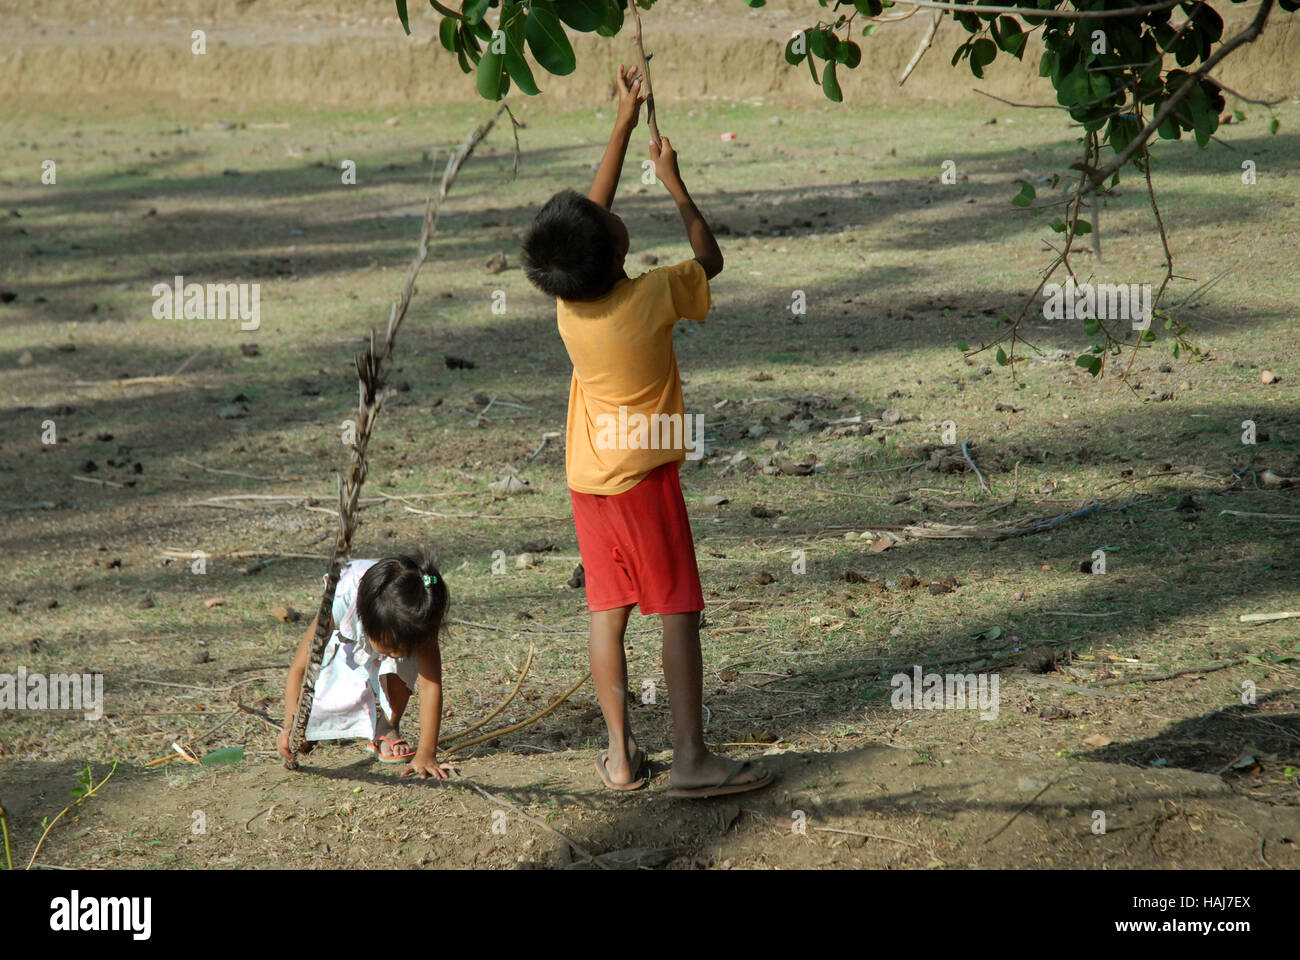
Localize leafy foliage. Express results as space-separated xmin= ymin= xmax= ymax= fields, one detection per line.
xmin=393 ymin=0 xmax=1293 ymax=381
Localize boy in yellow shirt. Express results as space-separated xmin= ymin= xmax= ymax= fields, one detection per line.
xmin=521 ymin=66 xmax=772 ymax=798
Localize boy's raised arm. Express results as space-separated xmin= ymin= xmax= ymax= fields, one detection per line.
xmin=650 ymin=137 xmax=723 ymax=280
xmin=588 ymin=64 xmax=646 ymax=210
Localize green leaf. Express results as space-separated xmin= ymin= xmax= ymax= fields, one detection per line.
xmin=1083 ymin=318 xmax=1100 ymax=336
xmin=395 ymin=0 xmax=411 ymax=35
xmin=1270 ymin=116 xmax=1280 ymax=135
xmin=1011 ymin=182 xmax=1035 ymax=207
xmin=439 ymin=15 xmax=459 ymax=52
xmin=837 ymin=40 xmax=862 ymax=69
xmin=995 ymin=346 xmax=1009 ymax=366
xmin=1076 ymin=355 xmax=1102 ymax=376
xmin=1073 ymin=218 xmax=1091 ymax=235
xmin=200 ymin=746 xmax=245 ymax=766
xmin=429 ymin=0 xmax=466 ymax=19
xmin=476 ymin=43 xmax=510 ymax=101
xmin=500 ymin=1 xmax=540 ymax=95
xmin=969 ymin=37 xmax=997 ymax=79
xmin=596 ymin=0 xmax=624 ymax=37
xmin=808 ymin=28 xmax=832 ymax=59
xmin=555 ymin=0 xmax=606 ymax=32
xmin=784 ymin=34 xmax=806 ymax=66
xmin=1038 ymin=49 xmax=1057 ymax=79
xmin=1108 ymin=113 xmax=1137 ymax=154
xmin=462 ymin=0 xmax=492 ymax=24
xmin=525 ymin=3 xmax=576 ymax=76
xmin=957 ymin=341 xmax=970 ymax=351
xmin=822 ymin=58 xmax=843 ymax=102
xmin=1057 ymin=64 xmax=1089 ymax=107
xmin=1050 ymin=217 xmax=1066 ymax=233
xmin=994 ymin=17 xmax=1026 ymax=59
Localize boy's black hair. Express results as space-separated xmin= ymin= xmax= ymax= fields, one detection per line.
xmin=520 ymin=189 xmax=618 ymax=301
xmin=356 ymin=551 xmax=448 ymax=658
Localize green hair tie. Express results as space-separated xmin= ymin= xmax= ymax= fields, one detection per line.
xmin=422 ymin=573 xmax=436 ymax=587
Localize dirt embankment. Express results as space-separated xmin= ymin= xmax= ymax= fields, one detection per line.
xmin=1 ymin=0 xmax=1296 ymax=110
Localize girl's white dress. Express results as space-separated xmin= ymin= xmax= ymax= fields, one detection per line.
xmin=305 ymin=559 xmax=419 ymax=742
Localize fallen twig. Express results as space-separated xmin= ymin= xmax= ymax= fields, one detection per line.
xmin=26 ymin=762 xmax=118 ymax=869
xmin=1021 ymin=676 xmax=1124 ymax=697
xmin=1093 ymin=658 xmax=1246 ymax=687
xmin=812 ymin=826 xmax=922 ymax=848
xmin=460 ymin=780 xmax=604 ymax=868
xmin=438 ymin=646 xmax=534 ymax=748
xmin=1239 ymin=611 xmax=1300 ymax=623
xmin=236 ymin=702 xmax=283 ymax=731
xmin=961 ymin=440 xmax=991 ymax=494
xmin=444 ymin=672 xmax=591 ymax=755
xmin=985 ymin=767 xmax=1074 ymax=844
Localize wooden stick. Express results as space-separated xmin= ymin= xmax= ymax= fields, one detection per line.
xmin=72 ymin=475 xmax=124 ymax=488
xmin=1021 ymin=676 xmax=1124 ymax=697
xmin=628 ymin=0 xmax=661 ymax=149
xmin=460 ymin=780 xmax=604 ymax=868
xmin=1222 ymin=511 xmax=1300 ymax=521
xmin=984 ymin=768 xmax=1072 ymax=844
xmin=1043 ymin=610 xmax=1123 ymax=618
xmin=444 ymin=672 xmax=590 ymax=755
xmin=1093 ymin=658 xmax=1245 ymax=687
xmin=438 ymin=646 xmax=534 ymax=747
xmin=812 ymin=826 xmax=921 ymax=848
xmin=286 ymin=105 xmax=512 ymax=769
xmin=961 ymin=440 xmax=991 ymax=494
xmin=176 ymin=457 xmax=280 ymax=481
xmin=26 ymin=762 xmax=118 ymax=869
xmin=237 ymin=702 xmax=283 ymax=731
xmin=1239 ymin=612 xmax=1300 ymax=623
xmin=74 ymin=375 xmax=177 ymax=387
xmin=898 ymin=11 xmax=943 ymax=87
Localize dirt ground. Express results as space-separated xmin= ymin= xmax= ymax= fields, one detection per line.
xmin=1 ymin=1 xmax=1299 ymax=870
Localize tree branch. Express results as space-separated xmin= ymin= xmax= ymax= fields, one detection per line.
xmin=899 ymin=11 xmax=944 ymax=87
xmin=285 ymin=105 xmax=513 ymax=769
xmin=1083 ymin=0 xmax=1275 ymax=196
xmin=885 ymin=0 xmax=1183 ymax=18
xmin=628 ymin=0 xmax=661 ymax=149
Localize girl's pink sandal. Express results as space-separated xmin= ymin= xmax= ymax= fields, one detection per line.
xmin=365 ymin=733 xmax=415 ymax=764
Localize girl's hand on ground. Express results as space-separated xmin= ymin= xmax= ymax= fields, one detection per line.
xmin=276 ymin=728 xmax=293 ymax=760
xmin=402 ymin=755 xmax=457 ymax=780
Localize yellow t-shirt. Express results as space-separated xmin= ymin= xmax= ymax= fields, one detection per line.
xmin=557 ymin=259 xmax=712 ymax=495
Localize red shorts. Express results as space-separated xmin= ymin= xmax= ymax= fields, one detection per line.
xmin=570 ymin=462 xmax=704 ymax=616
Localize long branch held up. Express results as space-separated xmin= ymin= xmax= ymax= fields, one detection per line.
xmin=285 ymin=105 xmax=513 ymax=769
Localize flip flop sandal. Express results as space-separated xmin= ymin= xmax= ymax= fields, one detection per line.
xmin=595 ymin=748 xmax=648 ymax=791
xmin=666 ymin=760 xmax=774 ymax=799
xmin=366 ymin=735 xmax=414 ymax=765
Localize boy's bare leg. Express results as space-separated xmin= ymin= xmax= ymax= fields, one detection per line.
xmin=661 ymin=612 xmax=768 ymax=790
xmin=589 ymin=604 xmax=642 ymax=784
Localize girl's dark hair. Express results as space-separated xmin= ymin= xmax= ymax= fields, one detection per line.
xmin=521 ymin=189 xmax=618 ymax=301
xmin=356 ymin=551 xmax=448 ymax=658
